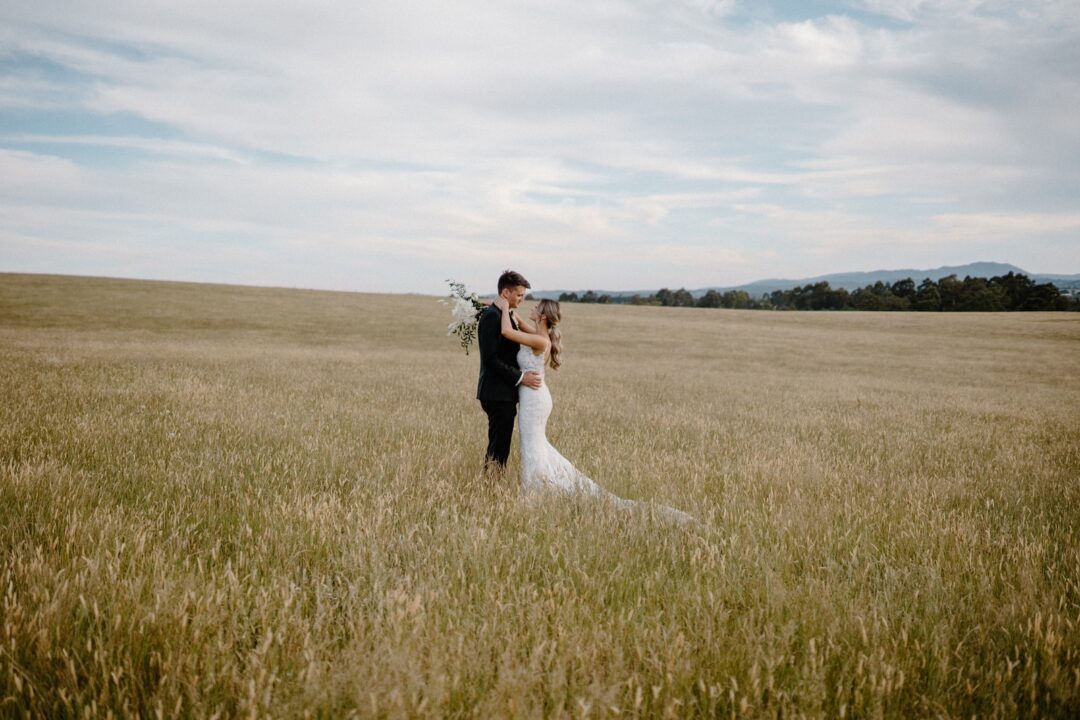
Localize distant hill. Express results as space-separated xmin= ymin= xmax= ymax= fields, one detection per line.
xmin=532 ymin=262 xmax=1080 ymax=299
xmin=712 ymin=262 xmax=1031 ymax=297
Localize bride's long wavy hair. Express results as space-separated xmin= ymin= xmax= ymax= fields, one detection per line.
xmin=537 ymin=299 xmax=562 ymax=370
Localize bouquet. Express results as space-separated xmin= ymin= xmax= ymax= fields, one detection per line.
xmin=442 ymin=279 xmax=488 ymax=354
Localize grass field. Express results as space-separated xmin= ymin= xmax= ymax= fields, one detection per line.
xmin=2 ymin=272 xmax=1079 ymax=718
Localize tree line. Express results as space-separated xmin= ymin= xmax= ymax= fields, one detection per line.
xmin=558 ymin=273 xmax=1078 ymax=311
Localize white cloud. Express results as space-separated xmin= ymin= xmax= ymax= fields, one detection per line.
xmin=0 ymin=134 xmax=248 ymax=162
xmin=932 ymin=212 xmax=1080 ymax=238
xmin=773 ymin=16 xmax=867 ymax=66
xmin=0 ymin=148 xmax=84 ymax=193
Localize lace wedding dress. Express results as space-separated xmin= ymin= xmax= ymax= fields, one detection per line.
xmin=516 ymin=346 xmax=693 ymax=524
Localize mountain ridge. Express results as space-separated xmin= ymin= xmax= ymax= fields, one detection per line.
xmin=533 ymin=262 xmax=1080 ymax=299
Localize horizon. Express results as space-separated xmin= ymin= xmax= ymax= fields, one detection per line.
xmin=2 ymin=1 xmax=1079 ymax=295
xmin=5 ymin=259 xmax=1077 ymax=299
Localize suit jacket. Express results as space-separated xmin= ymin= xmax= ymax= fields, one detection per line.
xmin=476 ymin=304 xmax=521 ymax=402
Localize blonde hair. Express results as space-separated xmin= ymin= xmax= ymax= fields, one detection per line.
xmin=536 ymin=299 xmax=562 ymax=370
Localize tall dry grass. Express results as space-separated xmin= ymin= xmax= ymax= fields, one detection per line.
xmin=1 ymin=272 xmax=1078 ymax=718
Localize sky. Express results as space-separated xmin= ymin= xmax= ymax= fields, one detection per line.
xmin=1 ymin=0 xmax=1079 ymax=295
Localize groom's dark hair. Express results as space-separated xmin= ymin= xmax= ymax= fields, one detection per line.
xmin=498 ymin=270 xmax=531 ymax=292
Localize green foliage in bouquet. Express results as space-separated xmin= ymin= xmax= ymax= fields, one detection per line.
xmin=444 ymin=279 xmax=488 ymax=354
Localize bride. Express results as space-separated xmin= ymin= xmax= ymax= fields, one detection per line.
xmin=492 ymin=296 xmax=693 ymax=524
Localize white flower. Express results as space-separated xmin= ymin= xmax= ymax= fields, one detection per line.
xmin=444 ymin=279 xmax=483 ymax=354
xmin=451 ymin=296 xmax=476 ymax=323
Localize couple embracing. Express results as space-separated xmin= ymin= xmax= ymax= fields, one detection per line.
xmin=476 ymin=270 xmax=693 ymax=523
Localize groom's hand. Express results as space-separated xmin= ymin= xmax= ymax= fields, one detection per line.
xmin=521 ymin=371 xmax=543 ymax=389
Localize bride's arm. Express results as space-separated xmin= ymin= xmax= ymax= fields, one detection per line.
xmin=500 ymin=304 xmax=549 ymax=352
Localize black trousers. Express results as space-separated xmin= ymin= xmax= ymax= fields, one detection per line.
xmin=480 ymin=400 xmax=517 ymax=468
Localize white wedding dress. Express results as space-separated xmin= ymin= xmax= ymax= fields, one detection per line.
xmin=516 ymin=346 xmax=693 ymax=524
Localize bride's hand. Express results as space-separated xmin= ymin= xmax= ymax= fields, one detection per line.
xmin=494 ymin=296 xmax=509 ymax=312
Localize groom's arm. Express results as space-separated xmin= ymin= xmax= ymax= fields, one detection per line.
xmin=478 ymin=310 xmax=523 ymax=386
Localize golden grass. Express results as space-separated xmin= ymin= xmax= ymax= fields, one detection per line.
xmin=1 ymin=272 xmax=1079 ymax=718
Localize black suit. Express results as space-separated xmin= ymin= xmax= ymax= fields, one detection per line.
xmin=476 ymin=304 xmax=520 ymax=468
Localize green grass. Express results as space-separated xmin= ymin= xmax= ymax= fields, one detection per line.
xmin=2 ymin=272 xmax=1079 ymax=718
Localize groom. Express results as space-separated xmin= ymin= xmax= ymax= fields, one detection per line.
xmin=477 ymin=269 xmax=543 ymax=473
